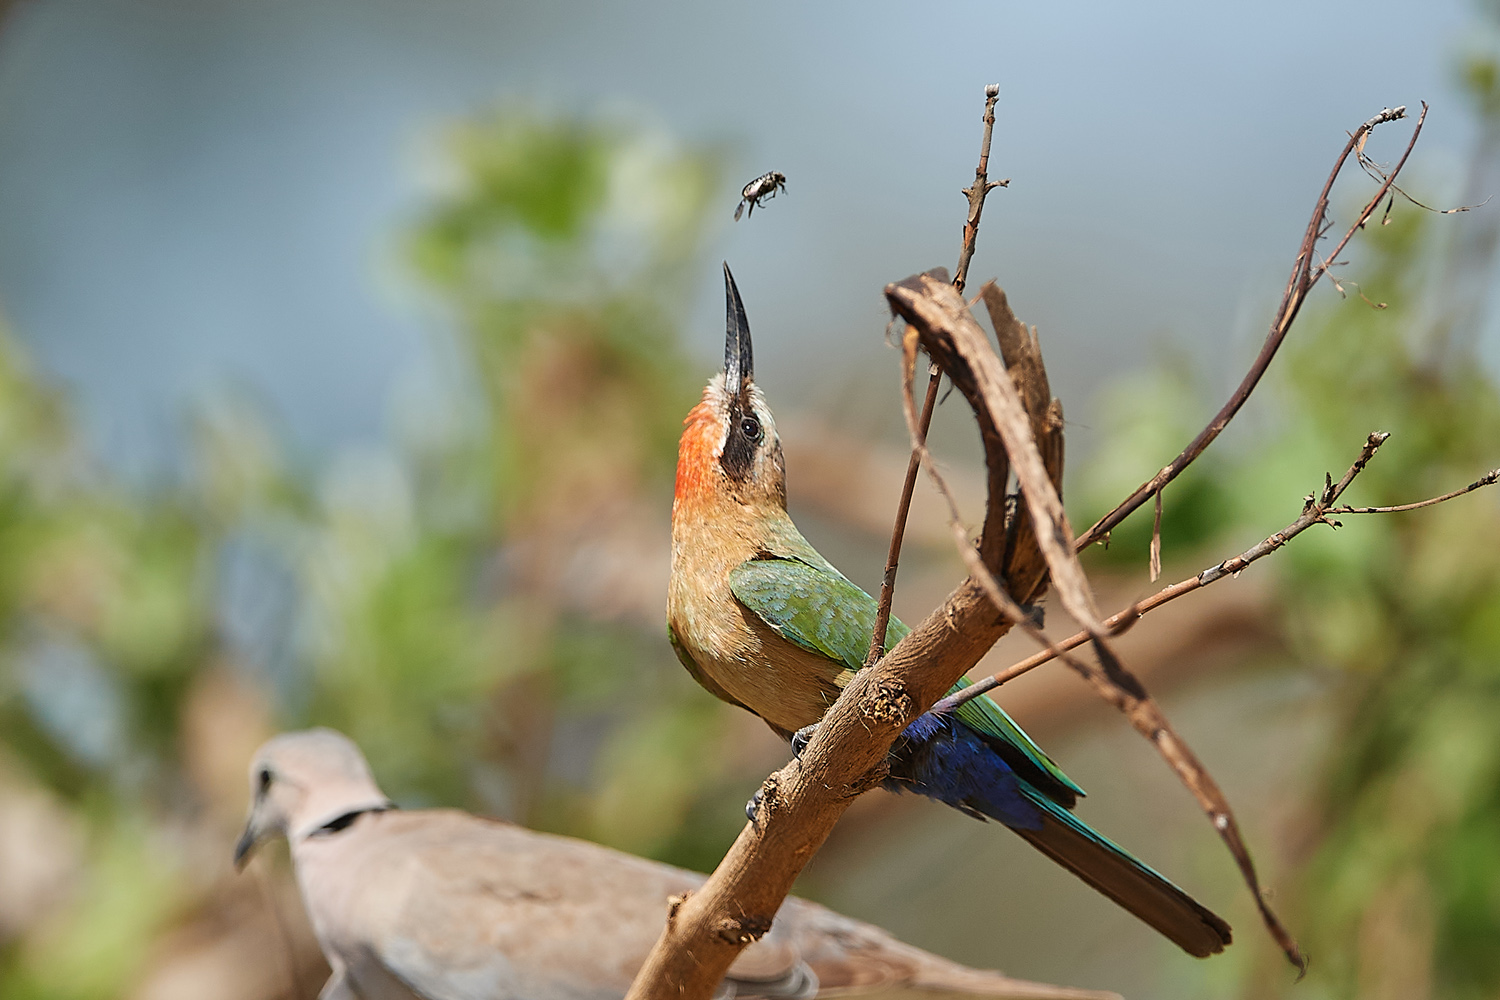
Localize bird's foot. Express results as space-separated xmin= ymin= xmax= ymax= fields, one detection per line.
xmin=745 ymin=772 xmax=783 ymax=828
xmin=790 ymin=724 xmax=819 ymax=760
xmin=745 ymin=787 xmax=763 ymax=825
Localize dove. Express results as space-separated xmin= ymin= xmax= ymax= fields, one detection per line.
xmin=234 ymin=728 xmax=1117 ymax=1000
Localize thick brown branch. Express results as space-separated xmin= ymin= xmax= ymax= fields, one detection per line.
xmin=621 ymin=586 xmax=1007 ymax=1000
xmin=979 ymin=282 xmax=1062 ymax=591
xmin=895 ymin=325 xmax=1195 ymax=842
xmin=889 ymin=276 xmax=1100 ymax=629
xmin=896 ymin=320 xmax=1077 ymax=667
xmin=1077 ymin=105 xmax=1422 ymax=551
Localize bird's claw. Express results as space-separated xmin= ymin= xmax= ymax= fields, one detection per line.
xmin=746 ymin=725 xmax=822 ymax=824
xmin=791 ymin=724 xmax=819 ymax=760
xmin=745 ymin=787 xmax=764 ymax=825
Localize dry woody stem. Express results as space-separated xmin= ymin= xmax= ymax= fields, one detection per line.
xmin=867 ymin=82 xmax=1008 ymax=668
xmin=866 ymin=370 xmax=941 ymax=667
xmin=1077 ymin=105 xmax=1423 ymax=551
xmin=953 ymin=82 xmax=1008 ymax=296
xmin=941 ymin=441 xmax=1499 ymax=698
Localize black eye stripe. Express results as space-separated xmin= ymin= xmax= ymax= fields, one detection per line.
xmin=720 ymin=399 xmax=760 ymax=481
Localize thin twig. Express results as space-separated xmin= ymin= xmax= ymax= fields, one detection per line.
xmin=1354 ymin=150 xmax=1488 ymax=215
xmin=935 ymin=431 xmax=1497 ymax=708
xmin=866 ymin=82 xmax=1007 ymax=667
xmin=1329 ymin=468 xmax=1500 ymax=512
xmin=954 ymin=83 xmax=1006 ymax=295
xmin=866 ymin=371 xmax=941 ymax=667
xmin=1076 ymin=105 xmax=1423 ymax=552
xmin=1149 ymin=488 xmax=1163 ymax=582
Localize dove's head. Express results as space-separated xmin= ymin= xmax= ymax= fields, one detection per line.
xmin=234 ymin=728 xmax=393 ymax=869
xmin=673 ymin=263 xmax=786 ymax=515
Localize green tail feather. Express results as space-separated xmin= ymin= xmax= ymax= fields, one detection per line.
xmin=1015 ymin=787 xmax=1233 ymax=958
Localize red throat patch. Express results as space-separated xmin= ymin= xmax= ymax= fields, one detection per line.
xmin=674 ymin=397 xmax=723 ymax=508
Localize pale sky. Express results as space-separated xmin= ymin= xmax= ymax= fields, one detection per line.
xmin=0 ymin=0 xmax=1483 ymax=473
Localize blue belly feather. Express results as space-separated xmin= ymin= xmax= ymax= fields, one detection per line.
xmin=883 ymin=712 xmax=1045 ymax=830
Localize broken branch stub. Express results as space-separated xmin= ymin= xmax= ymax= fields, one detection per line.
xmin=979 ymin=280 xmax=1064 ymax=595
xmin=889 ymin=273 xmax=1100 ymax=629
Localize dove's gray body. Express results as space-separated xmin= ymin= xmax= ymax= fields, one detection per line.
xmin=236 ymin=729 xmax=1116 ymax=1000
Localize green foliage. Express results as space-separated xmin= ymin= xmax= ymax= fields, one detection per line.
xmin=306 ymin=105 xmax=726 ymax=827
xmin=0 ymin=108 xmax=739 ymax=998
xmin=1268 ymin=214 xmax=1500 ymax=1000
xmin=1073 ymin=363 xmax=1235 ymax=568
xmin=1082 ymin=196 xmax=1500 ymax=999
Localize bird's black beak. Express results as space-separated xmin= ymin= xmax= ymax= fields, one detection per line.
xmin=233 ymin=819 xmax=259 ymax=871
xmin=723 ymin=262 xmax=754 ymax=398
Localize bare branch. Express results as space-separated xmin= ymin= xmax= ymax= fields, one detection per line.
xmin=867 ymin=83 xmax=1009 ymax=667
xmin=938 ymin=430 xmax=1485 ymax=704
xmin=1329 ymin=468 xmax=1500 ymax=513
xmin=954 ymin=83 xmax=1005 ymax=295
xmin=1077 ymin=105 xmax=1425 ymax=552
xmin=979 ymin=282 xmax=1064 ymax=595
xmin=866 ymin=371 xmax=941 ymax=667
xmin=1355 ymin=149 xmax=1489 ymax=216
xmin=889 ymin=274 xmax=1305 ymax=972
xmin=896 ymin=319 xmax=1083 ymax=670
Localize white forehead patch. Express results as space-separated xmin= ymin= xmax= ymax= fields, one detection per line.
xmin=703 ymin=373 xmax=777 ymax=460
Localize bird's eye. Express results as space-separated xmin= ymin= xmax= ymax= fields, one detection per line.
xmin=739 ymin=416 xmax=762 ymax=442
xmin=257 ymin=767 xmax=273 ymax=793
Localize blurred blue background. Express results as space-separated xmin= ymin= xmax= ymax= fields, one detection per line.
xmin=1 ymin=2 xmax=1498 ymax=1000
xmin=0 ymin=0 xmax=1484 ymax=471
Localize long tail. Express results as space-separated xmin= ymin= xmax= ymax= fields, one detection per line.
xmin=887 ymin=713 xmax=1232 ymax=959
xmin=1012 ymin=789 xmax=1231 ymax=958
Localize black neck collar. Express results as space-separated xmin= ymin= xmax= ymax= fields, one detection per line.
xmin=310 ymin=803 xmax=394 ymax=837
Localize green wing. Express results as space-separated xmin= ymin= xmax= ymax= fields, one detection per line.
xmin=729 ymin=556 xmax=904 ymax=674
xmin=729 ymin=555 xmax=1084 ymax=801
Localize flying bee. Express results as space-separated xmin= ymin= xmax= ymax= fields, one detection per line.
xmin=734 ymin=171 xmax=787 ymax=221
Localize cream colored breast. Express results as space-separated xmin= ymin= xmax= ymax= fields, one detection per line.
xmin=668 ymin=518 xmax=842 ymax=734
